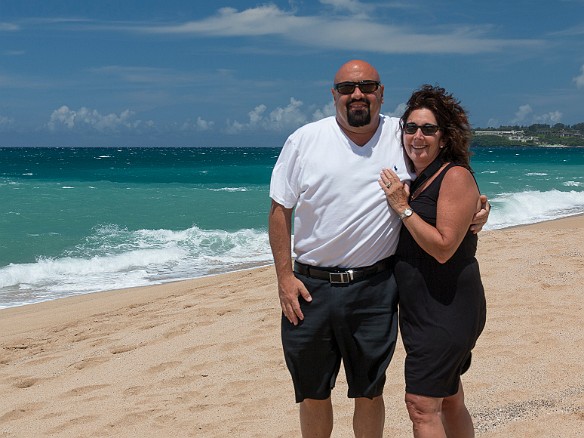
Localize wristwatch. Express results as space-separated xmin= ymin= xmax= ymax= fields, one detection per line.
xmin=399 ymin=207 xmax=413 ymax=220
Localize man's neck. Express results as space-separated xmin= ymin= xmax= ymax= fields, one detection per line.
xmin=336 ymin=116 xmax=380 ymax=147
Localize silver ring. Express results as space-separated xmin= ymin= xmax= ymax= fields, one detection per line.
xmin=385 ymin=182 xmax=392 ymax=189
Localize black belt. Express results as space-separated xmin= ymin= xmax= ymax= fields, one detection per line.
xmin=293 ymin=257 xmax=392 ymax=284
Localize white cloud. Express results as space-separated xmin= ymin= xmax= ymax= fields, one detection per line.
xmin=312 ymin=101 xmax=336 ymax=121
xmin=248 ymin=104 xmax=267 ymax=125
xmin=128 ymin=5 xmax=541 ymax=55
xmin=533 ymin=111 xmax=563 ymax=124
xmin=142 ymin=5 xmax=315 ymax=37
xmin=226 ymin=97 xmax=400 ymax=134
xmin=269 ymin=98 xmax=308 ymax=129
xmin=181 ymin=116 xmax=215 ymax=131
xmin=319 ymin=0 xmax=374 ymax=18
xmin=512 ymin=104 xmax=533 ymax=123
xmin=226 ymin=119 xmax=246 ymax=134
xmin=511 ymin=104 xmax=562 ymax=125
xmin=47 ymin=105 xmax=151 ymax=132
xmin=574 ymin=64 xmax=584 ymax=89
xmin=227 ymin=98 xmax=310 ymax=133
xmin=195 ymin=117 xmax=214 ymax=130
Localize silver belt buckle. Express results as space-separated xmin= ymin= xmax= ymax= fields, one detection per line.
xmin=329 ymin=270 xmax=354 ymax=284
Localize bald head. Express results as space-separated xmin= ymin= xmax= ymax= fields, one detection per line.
xmin=334 ymin=60 xmax=381 ymax=84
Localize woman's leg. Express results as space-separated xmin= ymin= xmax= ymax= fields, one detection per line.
xmin=404 ymin=392 xmax=446 ymax=438
xmin=441 ymin=382 xmax=474 ymax=438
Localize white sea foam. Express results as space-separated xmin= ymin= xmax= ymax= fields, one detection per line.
xmin=210 ymin=187 xmax=248 ymax=192
xmin=0 ymin=225 xmax=272 ymax=308
xmin=485 ymin=189 xmax=584 ymax=230
xmin=2 ymin=189 xmax=584 ymax=308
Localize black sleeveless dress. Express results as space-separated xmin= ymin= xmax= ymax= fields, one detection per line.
xmin=395 ymin=163 xmax=486 ymax=398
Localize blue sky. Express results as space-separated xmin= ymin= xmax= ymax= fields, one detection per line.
xmin=1 ymin=0 xmax=583 ymax=147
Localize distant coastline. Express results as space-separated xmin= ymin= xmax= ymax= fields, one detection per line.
xmin=472 ymin=141 xmax=584 ymax=148
xmin=472 ymin=122 xmax=584 ymax=147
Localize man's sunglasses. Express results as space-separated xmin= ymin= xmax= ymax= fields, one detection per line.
xmin=404 ymin=123 xmax=441 ymax=135
xmin=334 ymin=80 xmax=380 ymax=95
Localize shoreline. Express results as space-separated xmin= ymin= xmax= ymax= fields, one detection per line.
xmin=493 ymin=212 xmax=583 ymax=230
xmin=1 ymin=215 xmax=583 ymax=437
xmin=2 ymin=213 xmax=583 ymax=312
xmin=0 ymin=261 xmax=276 ymax=312
xmin=1 ymin=214 xmax=580 ymax=331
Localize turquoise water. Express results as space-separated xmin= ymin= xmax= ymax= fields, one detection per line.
xmin=1 ymin=146 xmax=583 ymax=308
xmin=471 ymin=146 xmax=584 ymax=228
xmin=1 ymin=147 xmax=276 ymax=265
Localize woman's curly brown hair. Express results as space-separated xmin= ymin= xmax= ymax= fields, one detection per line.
xmin=400 ymin=84 xmax=473 ymax=170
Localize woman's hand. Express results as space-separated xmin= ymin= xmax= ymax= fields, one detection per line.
xmin=378 ymin=168 xmax=410 ymax=213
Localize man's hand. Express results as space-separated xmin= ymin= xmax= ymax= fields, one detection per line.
xmin=278 ymin=274 xmax=312 ymax=326
xmin=470 ymin=194 xmax=490 ymax=234
xmin=269 ymin=200 xmax=312 ymax=325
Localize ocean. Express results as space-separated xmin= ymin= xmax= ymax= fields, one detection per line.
xmin=1 ymin=145 xmax=583 ymax=309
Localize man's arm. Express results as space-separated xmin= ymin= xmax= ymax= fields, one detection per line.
xmin=470 ymin=194 xmax=491 ymax=234
xmin=268 ymin=200 xmax=311 ymax=326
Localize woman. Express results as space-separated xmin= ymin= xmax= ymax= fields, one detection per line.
xmin=379 ymin=84 xmax=486 ymax=437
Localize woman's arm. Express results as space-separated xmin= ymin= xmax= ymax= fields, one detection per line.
xmin=380 ymin=166 xmax=479 ymax=263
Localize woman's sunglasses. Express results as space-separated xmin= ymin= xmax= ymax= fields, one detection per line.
xmin=404 ymin=123 xmax=441 ymax=135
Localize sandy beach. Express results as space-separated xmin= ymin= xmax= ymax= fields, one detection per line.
xmin=1 ymin=216 xmax=583 ymax=437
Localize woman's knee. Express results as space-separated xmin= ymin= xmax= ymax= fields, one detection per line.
xmin=404 ymin=393 xmax=443 ymax=424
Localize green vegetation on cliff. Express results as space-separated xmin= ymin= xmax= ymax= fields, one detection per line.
xmin=471 ymin=122 xmax=584 ymax=147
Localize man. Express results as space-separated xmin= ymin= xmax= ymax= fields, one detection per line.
xmin=269 ymin=60 xmax=488 ymax=437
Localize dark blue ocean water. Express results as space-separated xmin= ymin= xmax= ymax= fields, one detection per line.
xmin=1 ymin=146 xmax=583 ymax=308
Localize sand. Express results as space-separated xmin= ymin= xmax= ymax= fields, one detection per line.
xmin=1 ymin=216 xmax=583 ymax=437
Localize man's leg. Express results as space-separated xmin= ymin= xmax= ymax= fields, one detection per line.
xmin=300 ymin=398 xmax=333 ymax=438
xmin=341 ymin=270 xmax=397 ymax=437
xmin=353 ymin=395 xmax=385 ymax=438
